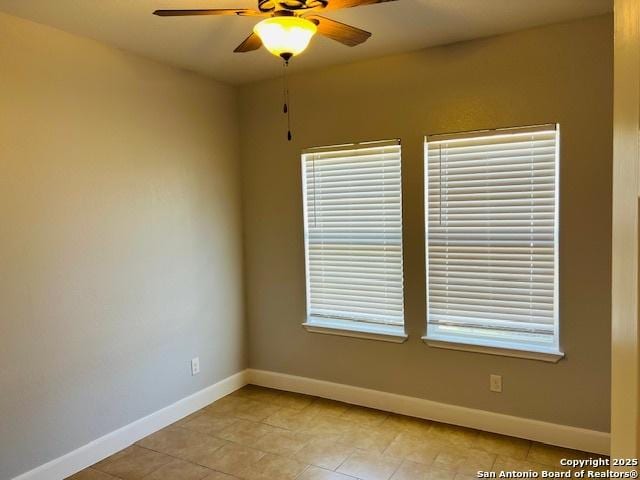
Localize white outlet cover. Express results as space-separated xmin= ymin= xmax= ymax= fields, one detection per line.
xmin=191 ymin=357 xmax=200 ymax=376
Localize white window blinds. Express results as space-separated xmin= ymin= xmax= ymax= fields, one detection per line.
xmin=302 ymin=140 xmax=405 ymax=332
xmin=425 ymin=125 xmax=560 ymax=354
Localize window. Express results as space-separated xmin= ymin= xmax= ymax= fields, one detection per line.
xmin=301 ymin=140 xmax=406 ymax=342
xmin=424 ymin=125 xmax=562 ymax=360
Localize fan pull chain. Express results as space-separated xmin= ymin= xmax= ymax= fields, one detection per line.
xmin=283 ymin=60 xmax=292 ymax=141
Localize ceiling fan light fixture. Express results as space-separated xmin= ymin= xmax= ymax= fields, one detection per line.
xmin=253 ymin=16 xmax=317 ymax=59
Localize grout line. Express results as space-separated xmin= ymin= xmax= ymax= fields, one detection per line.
xmin=94 ymin=444 xmax=175 ymax=480
xmin=386 ymin=453 xmax=404 ymax=480
xmin=334 ymin=448 xmax=357 ymax=472
xmin=488 ymin=452 xmax=499 ymax=472
xmin=525 ymin=441 xmax=534 ymax=462
xmin=85 ymin=467 xmax=125 ymax=480
xmin=131 ymin=443 xmax=233 ymax=477
xmin=293 ymin=464 xmax=312 ymax=480
xmin=87 ymin=386 xmax=589 ymax=480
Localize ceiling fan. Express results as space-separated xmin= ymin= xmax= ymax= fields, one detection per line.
xmin=153 ymin=0 xmax=396 ymax=61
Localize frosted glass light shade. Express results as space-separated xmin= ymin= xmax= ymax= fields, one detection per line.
xmin=253 ymin=16 xmax=317 ymax=59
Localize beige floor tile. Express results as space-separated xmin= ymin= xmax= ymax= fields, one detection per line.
xmin=454 ymin=473 xmax=480 ymax=480
xmin=272 ymin=391 xmax=315 ymax=410
xmin=232 ymin=385 xmax=282 ymax=404
xmin=527 ymin=442 xmax=589 ymax=468
xmin=180 ymin=411 xmax=240 ymax=436
xmin=299 ymin=414 xmax=353 ymax=437
xmin=236 ymin=453 xmax=308 ymax=480
xmin=295 ymin=436 xmax=354 ymax=470
xmin=432 ymin=446 xmax=496 ymax=475
xmin=197 ymin=442 xmax=265 ymax=475
xmin=249 ymin=430 xmax=311 ymax=456
xmin=305 ymin=398 xmax=352 ymax=418
xmin=340 ymin=424 xmax=400 ymax=454
xmin=427 ymin=424 xmax=479 ymax=449
xmin=66 ymin=468 xmax=121 ymax=480
xmin=201 ymin=472 xmax=238 ymax=480
xmin=206 ymin=396 xmax=255 ymax=417
xmin=382 ymin=415 xmax=432 ymax=438
xmin=389 ymin=460 xmax=457 ymax=480
xmin=492 ymin=455 xmax=554 ymax=474
xmin=81 ymin=389 xmax=599 ymax=480
xmin=384 ymin=433 xmax=443 ymax=465
xmin=341 ymin=406 xmax=389 ymax=427
xmin=142 ymin=458 xmax=212 ymax=480
xmin=474 ymin=431 xmax=531 ymax=459
xmin=217 ymin=419 xmax=284 ymax=445
xmin=297 ymin=466 xmax=358 ymax=480
xmin=428 ymin=467 xmax=460 ymax=480
xmin=172 ymin=410 xmax=207 ymax=428
xmin=93 ymin=445 xmax=172 ymax=480
xmin=262 ymin=407 xmax=317 ymax=431
xmin=390 ymin=460 xmax=431 ymax=480
xmin=234 ymin=399 xmax=283 ymax=422
xmin=337 ymin=450 xmax=402 ymax=480
xmin=137 ymin=426 xmax=226 ymax=464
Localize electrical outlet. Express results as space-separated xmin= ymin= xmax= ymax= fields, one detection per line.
xmin=489 ymin=374 xmax=502 ymax=393
xmin=191 ymin=357 xmax=200 ymax=376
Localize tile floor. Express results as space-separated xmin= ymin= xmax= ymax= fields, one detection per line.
xmin=68 ymin=385 xmax=602 ymax=480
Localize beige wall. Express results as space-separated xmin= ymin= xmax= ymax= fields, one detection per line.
xmin=239 ymin=15 xmax=613 ymax=432
xmin=0 ymin=13 xmax=245 ymax=479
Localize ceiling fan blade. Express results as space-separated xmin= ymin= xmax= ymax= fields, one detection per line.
xmin=305 ymin=15 xmax=371 ymax=46
xmin=234 ymin=32 xmax=263 ymax=53
xmin=153 ymin=9 xmax=265 ymax=17
xmin=321 ymin=0 xmax=396 ymax=10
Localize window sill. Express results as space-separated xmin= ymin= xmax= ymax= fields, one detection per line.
xmin=303 ymin=318 xmax=408 ymax=343
xmin=422 ymin=335 xmax=565 ymax=363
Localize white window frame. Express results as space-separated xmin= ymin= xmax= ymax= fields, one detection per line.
xmin=423 ymin=125 xmax=564 ymax=362
xmin=301 ymin=139 xmax=407 ymax=343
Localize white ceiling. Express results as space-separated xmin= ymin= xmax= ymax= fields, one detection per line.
xmin=0 ymin=0 xmax=611 ymax=85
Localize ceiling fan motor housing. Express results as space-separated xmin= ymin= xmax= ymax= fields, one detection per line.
xmin=258 ymin=0 xmax=328 ymax=12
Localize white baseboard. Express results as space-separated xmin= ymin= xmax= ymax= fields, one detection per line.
xmin=12 ymin=370 xmax=250 ymax=480
xmin=13 ymin=367 xmax=609 ymax=480
xmin=247 ymin=369 xmax=610 ymax=455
